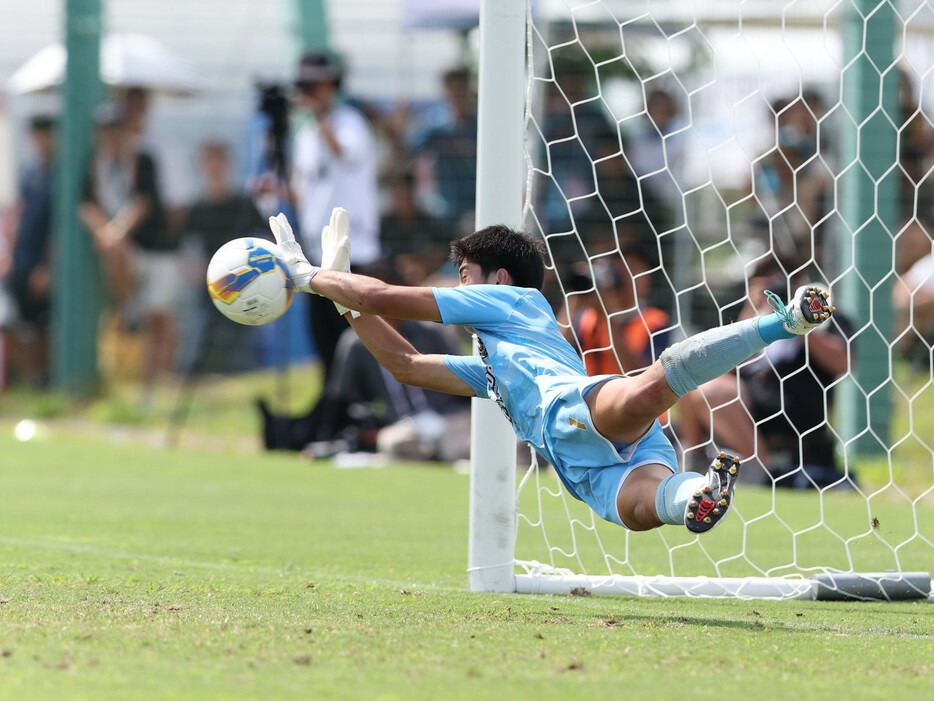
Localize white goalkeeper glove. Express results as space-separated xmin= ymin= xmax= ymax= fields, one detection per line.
xmin=268 ymin=213 xmax=319 ymax=293
xmin=320 ymin=207 xmax=360 ymax=318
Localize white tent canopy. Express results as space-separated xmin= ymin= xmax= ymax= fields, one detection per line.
xmin=7 ymin=33 xmax=202 ymax=96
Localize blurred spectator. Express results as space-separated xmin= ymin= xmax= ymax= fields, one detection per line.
xmin=183 ymin=141 xmax=266 ymax=373
xmin=379 ymin=165 xmax=451 ymax=285
xmin=558 ymin=137 xmax=666 ymax=276
xmin=79 ymin=101 xmax=179 ymax=396
xmin=536 ymin=61 xmax=619 ymax=286
xmin=800 ymin=87 xmax=830 ymax=155
xmin=290 ymin=50 xmax=380 ymax=381
xmin=120 ymin=86 xmax=193 ymax=238
xmin=1 ymin=115 xmax=55 ymax=386
xmin=677 ymin=258 xmax=853 ymax=489
xmin=895 ymin=211 xmax=934 ymax=278
xmin=538 ymin=61 xmax=617 ymax=233
xmin=258 ymin=319 xmax=470 ymax=463
xmin=750 ymin=94 xmax=833 ymax=262
xmin=412 ymin=68 xmax=478 ymax=233
xmin=186 ymin=142 xmax=266 ymax=257
xmin=625 ymin=87 xmax=687 ymax=229
xmin=898 ymin=69 xmax=934 ymax=219
xmin=893 ymin=211 xmax=934 ymax=361
xmin=560 ymin=246 xmax=672 ymax=376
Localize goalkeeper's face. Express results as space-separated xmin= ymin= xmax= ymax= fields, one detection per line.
xmin=458 ymin=261 xmax=509 ymax=287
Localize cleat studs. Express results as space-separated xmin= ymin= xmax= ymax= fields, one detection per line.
xmin=703 ymin=487 xmax=711 ymax=494
xmin=714 ymin=461 xmax=722 ymax=470
xmin=729 ymin=466 xmax=737 ymax=475
xmin=704 ymin=517 xmax=712 ymax=523
xmin=686 ymin=512 xmax=694 ymax=520
xmin=719 ymin=499 xmax=728 ymax=506
xmin=713 ymin=509 xmax=720 ymax=516
xmin=718 ymin=452 xmax=726 ymax=459
xmin=689 ymin=501 xmax=697 ymax=509
xmin=721 ymin=491 xmax=729 ymax=497
xmin=694 ymin=491 xmax=701 ymax=498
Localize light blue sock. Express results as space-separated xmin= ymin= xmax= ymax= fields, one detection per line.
xmin=660 ymin=314 xmax=792 ymax=397
xmin=757 ymin=313 xmax=795 ymax=343
xmin=655 ymin=471 xmax=706 ymax=525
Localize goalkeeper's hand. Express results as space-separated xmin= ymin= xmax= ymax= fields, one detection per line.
xmin=268 ymin=213 xmax=319 ymax=293
xmin=320 ymin=207 xmax=360 ymax=318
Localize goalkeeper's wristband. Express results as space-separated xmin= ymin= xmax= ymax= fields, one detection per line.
xmin=290 ymin=263 xmax=320 ymax=294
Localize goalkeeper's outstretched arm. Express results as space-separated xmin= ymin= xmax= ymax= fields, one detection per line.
xmin=267 ymin=208 xmax=473 ymax=396
xmin=343 ymin=311 xmax=476 ymax=397
xmin=307 ymin=268 xmax=442 ymax=322
xmin=306 ymin=270 xmax=475 ymax=396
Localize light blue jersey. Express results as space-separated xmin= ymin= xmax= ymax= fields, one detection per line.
xmin=432 ymin=284 xmax=677 ymax=526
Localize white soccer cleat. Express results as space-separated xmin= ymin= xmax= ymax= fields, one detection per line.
xmin=685 ymin=452 xmax=741 ymax=534
xmin=766 ymin=284 xmax=835 ymax=336
xmin=268 ymin=213 xmax=319 ymax=293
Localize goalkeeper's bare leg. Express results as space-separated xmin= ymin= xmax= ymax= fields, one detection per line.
xmin=592 ymin=285 xmax=835 ymax=532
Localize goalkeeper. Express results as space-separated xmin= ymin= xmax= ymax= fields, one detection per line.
xmin=269 ymin=209 xmax=835 ymax=534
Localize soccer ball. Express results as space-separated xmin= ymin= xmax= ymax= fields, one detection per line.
xmin=206 ymin=238 xmax=293 ymax=326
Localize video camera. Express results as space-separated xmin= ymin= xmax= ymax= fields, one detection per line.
xmin=256 ymin=83 xmax=290 ymax=180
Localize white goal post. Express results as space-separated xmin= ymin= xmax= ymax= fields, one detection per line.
xmin=467 ymin=0 xmax=527 ymax=593
xmin=469 ymin=0 xmax=934 ymax=601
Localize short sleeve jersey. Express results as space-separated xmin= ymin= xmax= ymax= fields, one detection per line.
xmin=432 ymin=284 xmax=588 ymax=448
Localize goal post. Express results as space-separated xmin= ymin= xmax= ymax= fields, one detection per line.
xmin=467 ymin=0 xmax=527 ymax=593
xmin=468 ymin=0 xmax=934 ymax=602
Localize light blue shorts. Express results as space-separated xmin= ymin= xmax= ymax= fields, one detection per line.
xmin=541 ymin=376 xmax=678 ymax=527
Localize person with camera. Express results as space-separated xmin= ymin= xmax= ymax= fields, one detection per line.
xmin=290 ymin=51 xmax=380 ymax=381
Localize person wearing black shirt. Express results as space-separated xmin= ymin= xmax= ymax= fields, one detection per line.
xmin=184 ymin=142 xmax=267 ymax=373
xmin=679 ymin=260 xmax=853 ymax=489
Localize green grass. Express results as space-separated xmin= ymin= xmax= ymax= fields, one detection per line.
xmin=0 ymin=430 xmax=932 ymax=700
xmin=0 ymin=361 xmax=930 ymax=699
xmin=0 ymin=363 xmax=323 ymax=448
xmin=516 ymin=470 xmax=934 ymax=578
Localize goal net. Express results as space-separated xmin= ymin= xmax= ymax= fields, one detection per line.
xmin=470 ymin=0 xmax=934 ymax=601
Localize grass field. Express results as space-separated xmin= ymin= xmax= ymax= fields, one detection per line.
xmin=0 ymin=418 xmax=932 ymax=701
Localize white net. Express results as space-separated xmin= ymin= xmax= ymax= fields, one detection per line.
xmin=515 ymin=0 xmax=934 ymax=599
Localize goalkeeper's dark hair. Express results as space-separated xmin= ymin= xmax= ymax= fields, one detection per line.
xmin=451 ymin=225 xmax=547 ymax=290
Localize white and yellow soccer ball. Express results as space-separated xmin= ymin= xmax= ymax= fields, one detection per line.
xmin=206 ymin=238 xmax=293 ymax=326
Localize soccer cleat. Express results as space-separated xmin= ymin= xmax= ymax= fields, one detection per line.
xmin=685 ymin=452 xmax=741 ymax=534
xmin=765 ymin=284 xmax=835 ymax=336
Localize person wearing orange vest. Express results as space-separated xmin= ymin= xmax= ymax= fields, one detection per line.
xmin=566 ymin=248 xmax=672 ymax=377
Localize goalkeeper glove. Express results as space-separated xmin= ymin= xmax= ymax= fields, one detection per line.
xmin=321 ymin=207 xmax=351 ymax=272
xmin=268 ymin=213 xmax=319 ymax=293
xmin=320 ymin=207 xmax=360 ymax=318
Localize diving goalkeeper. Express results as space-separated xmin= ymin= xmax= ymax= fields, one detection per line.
xmin=269 ymin=209 xmax=835 ymax=534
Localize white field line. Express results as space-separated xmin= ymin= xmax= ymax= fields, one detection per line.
xmin=0 ymin=536 xmax=462 ymax=593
